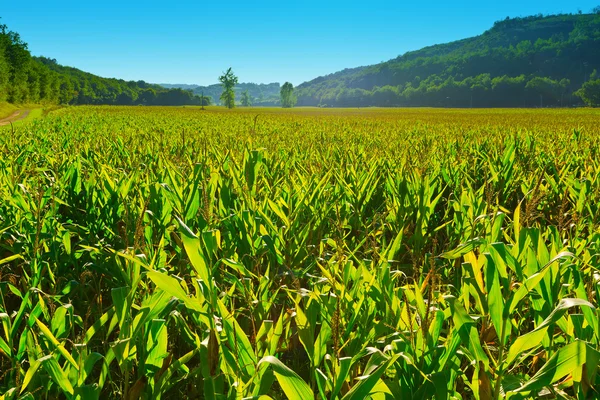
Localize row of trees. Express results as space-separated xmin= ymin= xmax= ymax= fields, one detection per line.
xmin=297 ymin=73 xmax=596 ymax=108
xmin=1 ymin=21 xmax=209 ymax=106
xmin=217 ymin=68 xmax=296 ymax=108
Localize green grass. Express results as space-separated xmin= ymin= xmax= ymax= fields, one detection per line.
xmin=10 ymin=107 xmax=44 ymax=125
xmin=1 ymin=106 xmax=600 ymax=400
xmin=0 ymin=102 xmax=18 ymax=119
xmin=0 ymin=103 xmax=51 ymax=124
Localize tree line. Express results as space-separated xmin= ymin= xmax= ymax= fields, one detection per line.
xmin=297 ymin=73 xmax=600 ymax=108
xmin=0 ymin=21 xmax=209 ymax=106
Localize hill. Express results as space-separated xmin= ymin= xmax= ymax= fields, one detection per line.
xmin=296 ymin=12 xmax=600 ymax=107
xmin=0 ymin=23 xmax=208 ymax=106
xmin=160 ymin=82 xmax=281 ymax=106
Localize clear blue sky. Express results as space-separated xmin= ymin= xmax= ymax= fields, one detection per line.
xmin=2 ymin=1 xmax=598 ymax=86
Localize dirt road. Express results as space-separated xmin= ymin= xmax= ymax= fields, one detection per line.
xmin=0 ymin=109 xmax=30 ymax=126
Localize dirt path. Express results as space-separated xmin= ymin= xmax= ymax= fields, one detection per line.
xmin=0 ymin=109 xmax=30 ymax=126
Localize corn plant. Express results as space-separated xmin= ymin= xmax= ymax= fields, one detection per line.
xmin=1 ymin=106 xmax=600 ymax=399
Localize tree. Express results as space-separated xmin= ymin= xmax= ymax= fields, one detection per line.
xmin=280 ymin=82 xmax=296 ymax=108
xmin=199 ymin=95 xmax=211 ymax=106
xmin=575 ymin=79 xmax=600 ymax=107
xmin=525 ymin=77 xmax=562 ymax=107
xmin=137 ymin=88 xmax=157 ymax=105
xmin=240 ymin=90 xmax=252 ymax=106
xmin=218 ymin=67 xmax=238 ymax=109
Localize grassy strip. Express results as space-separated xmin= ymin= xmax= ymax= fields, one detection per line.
xmin=10 ymin=108 xmax=44 ymax=126
xmin=0 ymin=105 xmax=62 ymax=128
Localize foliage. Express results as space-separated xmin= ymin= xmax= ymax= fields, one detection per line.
xmin=575 ymin=79 xmax=600 ymax=106
xmin=280 ymin=82 xmax=296 ymax=108
xmin=218 ymin=67 xmax=238 ymax=109
xmin=296 ymin=12 xmax=600 ymax=107
xmin=162 ymin=82 xmax=281 ymax=106
xmin=240 ymin=90 xmax=252 ymax=106
xmin=0 ymin=22 xmax=206 ymax=106
xmin=1 ymin=106 xmax=600 ymax=399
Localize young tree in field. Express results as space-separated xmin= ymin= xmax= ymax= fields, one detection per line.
xmin=219 ymin=67 xmax=238 ymax=109
xmin=240 ymin=90 xmax=252 ymax=106
xmin=280 ymin=82 xmax=296 ymax=108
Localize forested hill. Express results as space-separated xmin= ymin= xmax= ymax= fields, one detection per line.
xmin=296 ymin=12 xmax=600 ymax=107
xmin=161 ymin=82 xmax=281 ymax=106
xmin=0 ymin=22 xmax=207 ymax=106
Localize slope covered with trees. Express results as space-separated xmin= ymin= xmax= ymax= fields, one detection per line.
xmin=296 ymin=12 xmax=600 ymax=107
xmin=0 ymin=21 xmax=207 ymax=106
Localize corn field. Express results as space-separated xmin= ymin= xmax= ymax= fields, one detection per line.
xmin=1 ymin=106 xmax=600 ymax=399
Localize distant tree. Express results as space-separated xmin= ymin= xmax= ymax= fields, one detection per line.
xmin=218 ymin=67 xmax=238 ymax=109
xmin=240 ymin=90 xmax=252 ymax=106
xmin=280 ymin=82 xmax=296 ymax=108
xmin=200 ymin=95 xmax=211 ymax=106
xmin=593 ymin=6 xmax=600 ymax=14
xmin=576 ymin=79 xmax=600 ymax=106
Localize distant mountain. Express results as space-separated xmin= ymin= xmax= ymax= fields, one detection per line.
xmin=160 ymin=84 xmax=198 ymax=91
xmin=296 ymin=12 xmax=600 ymax=107
xmin=159 ymin=82 xmax=281 ymax=106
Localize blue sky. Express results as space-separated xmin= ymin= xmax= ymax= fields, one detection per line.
xmin=2 ymin=1 xmax=598 ymax=86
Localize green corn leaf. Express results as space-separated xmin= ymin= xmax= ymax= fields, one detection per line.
xmin=0 ymin=336 xmax=10 ymax=358
xmin=175 ymin=216 xmax=212 ymax=285
xmin=79 ymin=353 xmax=104 ymax=386
xmin=154 ymin=348 xmax=198 ymax=393
xmin=331 ymin=357 xmax=353 ymax=399
xmin=258 ymin=356 xmax=314 ymax=400
xmin=507 ymin=251 xmax=574 ymax=315
xmin=84 ymin=309 xmax=114 ymax=342
xmin=147 ymin=271 xmax=204 ymax=312
xmin=35 ymin=318 xmax=79 ymax=370
xmin=19 ymin=358 xmax=42 ymax=394
xmin=145 ymin=319 xmax=169 ymax=373
xmin=485 ymin=254 xmax=505 ymax=342
xmin=505 ymin=298 xmax=595 ymax=367
xmin=341 ymin=354 xmax=398 ymax=400
xmin=0 ymin=254 xmax=23 ymax=266
xmin=111 ymin=287 xmax=129 ymax=332
xmin=217 ymin=299 xmax=256 ymax=377
xmin=512 ymin=340 xmax=600 ymax=395
xmin=73 ymin=384 xmax=100 ymax=400
xmin=440 ymin=238 xmax=485 ymax=260
xmin=267 ymin=198 xmax=290 ymax=228
xmin=40 ymin=355 xmax=74 ymax=396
